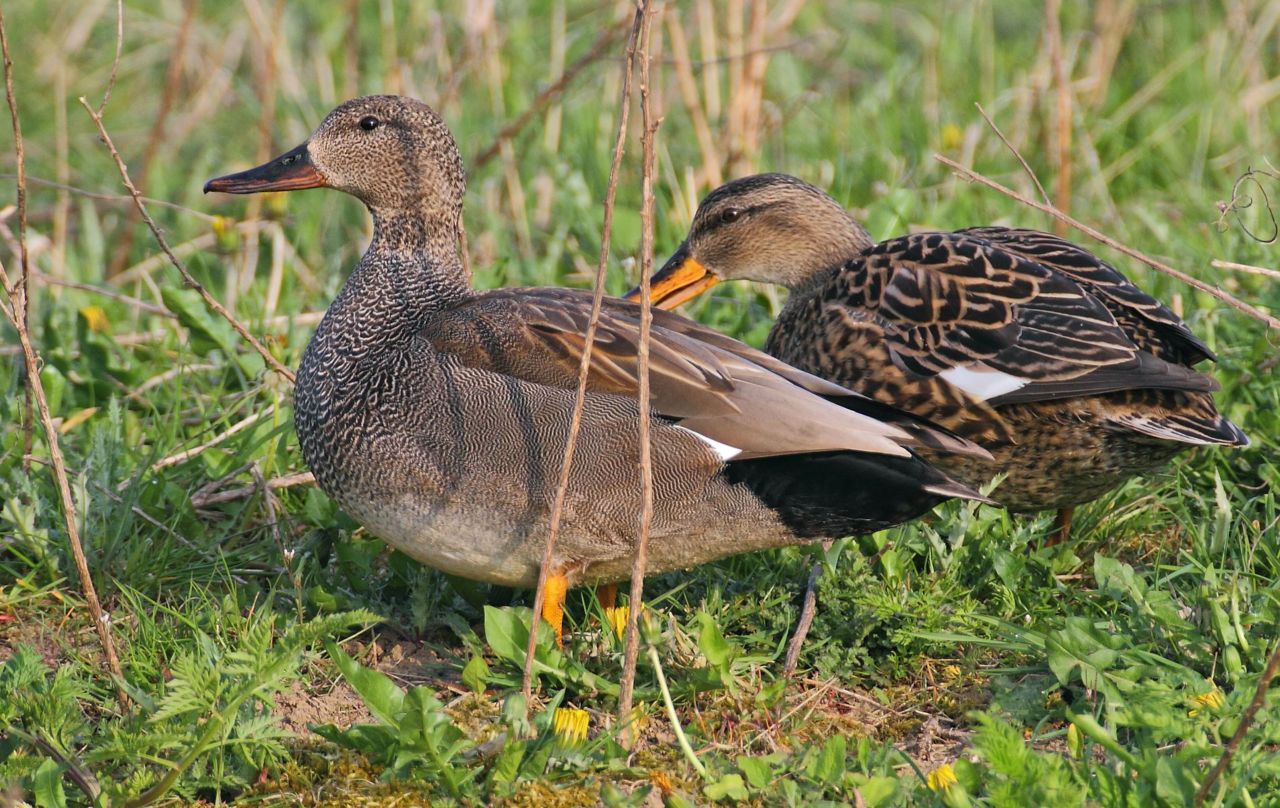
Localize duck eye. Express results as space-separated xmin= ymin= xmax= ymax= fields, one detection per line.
xmin=359 ymin=116 xmax=381 ymax=131
xmin=719 ymin=207 xmax=742 ymax=224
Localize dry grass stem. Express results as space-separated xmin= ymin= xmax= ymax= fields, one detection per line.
xmin=190 ymin=470 xmax=314 ymax=509
xmin=521 ymin=4 xmax=647 ymax=705
xmin=79 ymin=98 xmax=298 ymax=382
xmin=783 ymin=540 xmax=831 ymax=677
xmin=0 ymin=4 xmax=32 ymax=462
xmin=105 ymin=0 xmax=197 ymax=278
xmin=1193 ymin=642 xmax=1280 ymax=804
xmin=1211 ymin=259 xmax=1280 ymax=281
xmin=252 ymin=462 xmax=306 ymax=621
xmin=975 ymin=102 xmax=1051 ymax=206
xmin=472 ymin=13 xmax=628 ymax=170
xmin=0 ymin=4 xmax=129 ymax=710
xmin=935 ymin=153 xmax=1280 ymax=331
xmin=150 ymin=406 xmax=273 ymax=472
xmin=92 ymin=0 xmax=124 ymax=117
xmin=1045 ymin=0 xmax=1073 ymax=235
xmin=618 ymin=0 xmax=662 ymax=742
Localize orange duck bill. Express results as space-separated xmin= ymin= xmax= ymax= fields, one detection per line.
xmin=203 ymin=142 xmax=325 ymax=194
xmin=624 ymin=243 xmax=718 ymax=310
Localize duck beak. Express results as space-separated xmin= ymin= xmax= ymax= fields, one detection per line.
xmin=203 ymin=142 xmax=325 ymax=194
xmin=624 ymin=243 xmax=719 ymax=310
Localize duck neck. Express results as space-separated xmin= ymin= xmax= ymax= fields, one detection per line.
xmin=365 ymin=205 xmax=471 ymax=308
xmin=303 ymin=203 xmax=469 ymax=378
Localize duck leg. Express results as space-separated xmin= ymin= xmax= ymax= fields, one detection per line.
xmin=595 ymin=583 xmax=618 ymax=611
xmin=542 ymin=572 xmax=570 ymax=648
xmin=783 ymin=539 xmax=833 ymax=677
xmin=1048 ymin=507 xmax=1074 ymax=546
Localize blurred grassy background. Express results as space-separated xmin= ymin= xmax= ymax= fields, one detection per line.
xmin=0 ymin=1 xmax=1278 ymax=804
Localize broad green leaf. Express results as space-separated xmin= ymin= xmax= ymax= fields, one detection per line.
xmin=31 ymin=758 xmax=67 ymax=808
xmin=324 ymin=640 xmax=405 ymax=726
xmin=703 ymin=773 xmax=748 ymax=802
xmin=462 ymin=655 xmax=490 ymax=694
xmin=696 ymin=611 xmax=734 ymax=667
xmin=736 ymin=755 xmax=772 ymax=790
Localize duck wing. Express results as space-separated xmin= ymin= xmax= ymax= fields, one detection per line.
xmin=422 ymin=287 xmax=987 ymax=464
xmin=828 ymin=230 xmax=1217 ymax=407
xmin=956 ymin=227 xmax=1215 ymax=365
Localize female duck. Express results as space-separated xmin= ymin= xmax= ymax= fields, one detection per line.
xmin=205 ymin=98 xmax=990 ymax=641
xmin=632 ymin=174 xmax=1247 ymax=540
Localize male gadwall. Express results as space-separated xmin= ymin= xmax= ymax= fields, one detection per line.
xmin=630 ymin=174 xmax=1247 ymax=541
xmin=205 ymin=99 xmax=993 ymax=642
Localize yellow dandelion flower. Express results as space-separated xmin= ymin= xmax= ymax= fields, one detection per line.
xmin=1190 ymin=684 xmax=1225 ymax=716
xmin=605 ymin=605 xmax=629 ymax=640
xmin=649 ymin=770 xmax=673 ymax=795
xmin=79 ymin=305 xmax=109 ymax=334
xmin=553 ymin=707 xmax=589 ymax=744
xmin=928 ymin=763 xmax=958 ymax=791
xmin=941 ymin=123 xmax=964 ymax=150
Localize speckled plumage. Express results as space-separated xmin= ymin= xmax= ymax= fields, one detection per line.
xmin=635 ymin=173 xmax=1247 ymax=514
xmin=205 ymin=99 xmax=990 ymax=590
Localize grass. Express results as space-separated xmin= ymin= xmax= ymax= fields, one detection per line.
xmin=0 ymin=0 xmax=1278 ymax=805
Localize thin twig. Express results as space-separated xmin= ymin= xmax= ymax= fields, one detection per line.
xmin=783 ymin=540 xmax=831 ymax=677
xmin=106 ymin=0 xmax=197 ymax=278
xmin=520 ymin=6 xmax=648 ymax=704
xmin=975 ymin=102 xmax=1050 ymax=206
xmin=1 ymin=174 xmax=219 ymax=221
xmin=1211 ymin=259 xmax=1280 ymax=281
xmin=1193 ymin=642 xmax=1280 ymax=804
xmin=0 ymin=4 xmax=128 ymax=710
xmin=78 ymin=98 xmax=297 ymax=382
xmin=1045 ymin=0 xmax=1072 ymax=236
xmin=93 ymin=0 xmax=124 ymax=117
xmin=0 ymin=4 xmax=32 ymax=465
xmin=32 ymin=271 xmax=177 ymax=319
xmin=934 ymin=154 xmax=1280 ymax=330
xmin=0 ymin=253 xmax=128 ymax=707
xmin=472 ymin=13 xmax=629 ymax=170
xmin=618 ymin=0 xmax=662 ymax=743
xmin=150 ymin=407 xmax=272 ymax=472
xmin=252 ymin=463 xmax=305 ymax=621
xmin=190 ymin=470 xmax=314 ymax=509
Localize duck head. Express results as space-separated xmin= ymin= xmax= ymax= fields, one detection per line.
xmin=629 ymin=173 xmax=873 ymax=309
xmin=205 ymin=95 xmax=466 ymax=225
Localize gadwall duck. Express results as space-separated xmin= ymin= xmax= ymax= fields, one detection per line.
xmin=205 ymin=99 xmax=992 ymax=642
xmin=630 ymin=174 xmax=1247 ymax=541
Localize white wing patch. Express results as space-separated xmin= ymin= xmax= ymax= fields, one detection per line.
xmin=675 ymin=425 xmax=742 ymax=461
xmin=939 ymin=363 xmax=1029 ymax=401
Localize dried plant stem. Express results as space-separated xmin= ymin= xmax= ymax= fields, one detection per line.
xmin=1211 ymin=259 xmax=1280 ymax=281
xmin=252 ymin=463 xmax=305 ymax=621
xmin=1045 ymin=0 xmax=1072 ymax=236
xmin=78 ymin=98 xmax=297 ymax=382
xmin=1193 ymin=642 xmax=1280 ymax=805
xmin=975 ymin=102 xmax=1050 ymax=206
xmin=472 ymin=13 xmax=628 ymax=170
xmin=105 ymin=0 xmax=197 ymax=278
xmin=618 ymin=0 xmax=662 ymax=743
xmin=0 ymin=4 xmax=128 ymax=710
xmin=191 ymin=470 xmax=314 ymax=509
xmin=783 ymin=540 xmax=831 ymax=677
xmin=934 ymin=154 xmax=1280 ymax=331
xmin=0 ymin=5 xmax=32 ymax=465
xmin=520 ymin=5 xmax=647 ymax=705
xmin=0 ymin=255 xmax=128 ymax=707
xmin=150 ymin=407 xmax=273 ymax=472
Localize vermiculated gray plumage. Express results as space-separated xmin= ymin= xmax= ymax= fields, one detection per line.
xmin=206 ymin=97 xmax=990 ymax=591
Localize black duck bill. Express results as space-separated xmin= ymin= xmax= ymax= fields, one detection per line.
xmin=203 ymin=142 xmax=324 ymax=194
xmin=626 ymin=243 xmax=718 ymax=310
